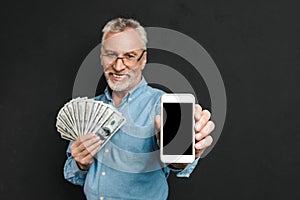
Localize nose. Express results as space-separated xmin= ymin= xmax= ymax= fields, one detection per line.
xmin=113 ymin=58 xmax=126 ymax=72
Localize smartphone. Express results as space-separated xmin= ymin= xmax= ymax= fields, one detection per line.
xmin=160 ymin=93 xmax=195 ymax=163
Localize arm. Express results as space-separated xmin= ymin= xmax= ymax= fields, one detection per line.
xmin=63 ymin=133 xmax=102 ymax=185
xmin=63 ymin=148 xmax=88 ymax=186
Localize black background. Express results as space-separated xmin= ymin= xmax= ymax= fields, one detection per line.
xmin=1 ymin=0 xmax=299 ymax=199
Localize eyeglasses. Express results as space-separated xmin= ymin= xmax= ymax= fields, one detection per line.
xmin=102 ymin=49 xmax=146 ymax=67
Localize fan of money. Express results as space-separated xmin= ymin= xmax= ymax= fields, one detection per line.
xmin=56 ymin=97 xmax=126 ymax=146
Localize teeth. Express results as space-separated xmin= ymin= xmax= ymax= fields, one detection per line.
xmin=113 ymin=74 xmax=124 ymax=78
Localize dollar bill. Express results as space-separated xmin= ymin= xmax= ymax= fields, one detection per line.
xmin=55 ymin=97 xmax=126 ymax=152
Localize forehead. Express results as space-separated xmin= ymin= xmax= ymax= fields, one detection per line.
xmin=102 ymin=28 xmax=143 ymax=52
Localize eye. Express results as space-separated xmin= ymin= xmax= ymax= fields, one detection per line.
xmin=124 ymin=53 xmax=136 ymax=59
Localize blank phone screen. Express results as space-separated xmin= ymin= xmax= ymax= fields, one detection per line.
xmin=162 ymin=103 xmax=193 ymax=155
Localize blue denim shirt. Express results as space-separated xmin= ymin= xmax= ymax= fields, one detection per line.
xmin=64 ymin=77 xmax=200 ymax=200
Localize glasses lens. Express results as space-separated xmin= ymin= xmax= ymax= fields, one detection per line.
xmin=123 ymin=58 xmax=136 ymax=66
xmin=102 ymin=49 xmax=145 ymax=66
xmin=102 ymin=54 xmax=115 ymax=65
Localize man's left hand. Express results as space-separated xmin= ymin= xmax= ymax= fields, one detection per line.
xmin=194 ymin=104 xmax=214 ymax=158
xmin=155 ymin=104 xmax=215 ymax=163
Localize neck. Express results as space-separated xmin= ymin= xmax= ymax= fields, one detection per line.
xmin=111 ymin=76 xmax=142 ymax=106
xmin=112 ymin=91 xmax=127 ymax=106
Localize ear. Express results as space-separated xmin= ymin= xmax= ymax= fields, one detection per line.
xmin=100 ymin=54 xmax=103 ymax=66
xmin=100 ymin=47 xmax=105 ymax=66
xmin=140 ymin=51 xmax=147 ymax=70
xmin=100 ymin=49 xmax=106 ymax=67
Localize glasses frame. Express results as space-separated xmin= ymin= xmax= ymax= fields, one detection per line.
xmin=102 ymin=49 xmax=146 ymax=67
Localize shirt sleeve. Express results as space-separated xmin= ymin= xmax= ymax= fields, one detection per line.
xmin=63 ymin=142 xmax=88 ymax=186
xmin=168 ymin=157 xmax=200 ymax=178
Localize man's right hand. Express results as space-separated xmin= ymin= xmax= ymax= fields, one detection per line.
xmin=70 ymin=133 xmax=103 ymax=171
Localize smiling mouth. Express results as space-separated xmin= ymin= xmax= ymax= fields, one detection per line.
xmin=112 ymin=73 xmax=125 ymax=78
xmin=108 ymin=72 xmax=129 ymax=80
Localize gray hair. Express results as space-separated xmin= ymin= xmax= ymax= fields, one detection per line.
xmin=101 ymin=18 xmax=147 ymax=49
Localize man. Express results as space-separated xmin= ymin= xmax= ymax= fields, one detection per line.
xmin=64 ymin=18 xmax=214 ymax=200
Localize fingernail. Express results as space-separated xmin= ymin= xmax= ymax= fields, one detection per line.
xmin=95 ymin=135 xmax=101 ymax=140
xmin=98 ymin=140 xmax=103 ymax=144
xmin=196 ymin=133 xmax=202 ymax=140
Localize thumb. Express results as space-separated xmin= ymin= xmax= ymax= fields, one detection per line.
xmin=154 ymin=115 xmax=161 ymax=133
xmin=154 ymin=115 xmax=161 ymax=147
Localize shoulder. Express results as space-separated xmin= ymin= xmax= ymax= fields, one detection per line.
xmin=144 ymin=84 xmax=166 ymax=98
xmin=94 ymin=93 xmax=105 ymax=101
xmin=140 ymin=84 xmax=166 ymax=106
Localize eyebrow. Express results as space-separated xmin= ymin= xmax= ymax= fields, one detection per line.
xmin=102 ymin=48 xmax=115 ymax=53
xmin=124 ymin=51 xmax=138 ymax=55
xmin=103 ymin=48 xmax=140 ymax=55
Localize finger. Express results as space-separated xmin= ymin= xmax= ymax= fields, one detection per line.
xmin=71 ymin=134 xmax=100 ymax=155
xmin=85 ymin=139 xmax=103 ymax=156
xmin=194 ymin=104 xmax=202 ymax=121
xmin=88 ymin=141 xmax=103 ymax=157
xmin=79 ymin=155 xmax=94 ymax=166
xmin=195 ymin=149 xmax=205 ymax=158
xmin=195 ymin=121 xmax=215 ymax=141
xmin=79 ymin=132 xmax=96 ymax=142
xmin=72 ymin=145 xmax=89 ymax=159
xmin=71 ymin=133 xmax=96 ymax=148
xmin=78 ymin=135 xmax=101 ymax=155
xmin=83 ymin=134 xmax=101 ymax=148
xmin=195 ymin=109 xmax=211 ymax=131
xmin=154 ymin=115 xmax=161 ymax=133
xmin=79 ymin=139 xmax=103 ymax=165
xmin=155 ymin=131 xmax=161 ymax=147
xmin=195 ymin=135 xmax=213 ymax=150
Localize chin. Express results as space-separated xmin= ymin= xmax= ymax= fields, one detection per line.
xmin=107 ymin=80 xmax=132 ymax=92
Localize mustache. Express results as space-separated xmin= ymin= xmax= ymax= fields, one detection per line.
xmin=105 ymin=71 xmax=131 ymax=76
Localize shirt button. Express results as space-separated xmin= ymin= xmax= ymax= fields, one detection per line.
xmin=102 ymin=171 xmax=106 ymax=176
xmin=100 ymin=197 xmax=104 ymax=200
xmin=128 ymin=98 xmax=132 ymax=101
xmin=105 ymin=149 xmax=109 ymax=153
